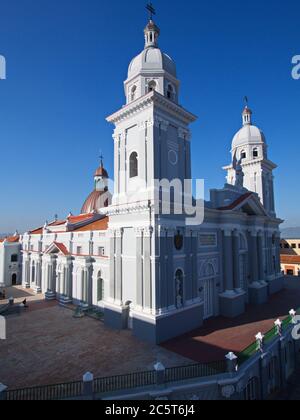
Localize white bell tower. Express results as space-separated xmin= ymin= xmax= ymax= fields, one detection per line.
xmin=224 ymin=104 xmax=277 ymax=218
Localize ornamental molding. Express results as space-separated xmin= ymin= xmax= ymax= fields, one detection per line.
xmin=221 ymin=385 xmax=235 ymax=399
xmin=105 ymin=202 xmax=150 ymax=217
xmin=106 ymin=91 xmax=197 ymax=126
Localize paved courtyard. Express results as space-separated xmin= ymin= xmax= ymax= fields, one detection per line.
xmin=163 ymin=277 xmax=300 ymax=363
xmin=1 ymin=278 xmax=299 ymax=391
xmin=0 ymin=291 xmax=192 ymax=389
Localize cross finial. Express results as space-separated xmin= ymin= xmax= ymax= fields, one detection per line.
xmin=244 ymin=96 xmax=249 ymax=108
xmin=146 ymin=2 xmax=156 ymax=20
xmin=99 ymin=151 xmax=104 ymax=167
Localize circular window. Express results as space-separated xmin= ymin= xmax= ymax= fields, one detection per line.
xmin=168 ymin=150 xmax=178 ymax=166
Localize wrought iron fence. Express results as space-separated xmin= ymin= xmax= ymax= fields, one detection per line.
xmin=5 ymin=380 xmax=83 ymax=401
xmin=93 ymin=370 xmax=157 ymax=394
xmin=4 ymin=360 xmax=227 ymax=400
xmin=165 ymin=360 xmax=227 ymax=383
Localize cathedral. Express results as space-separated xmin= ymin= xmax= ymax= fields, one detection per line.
xmin=0 ymin=17 xmax=284 ymax=344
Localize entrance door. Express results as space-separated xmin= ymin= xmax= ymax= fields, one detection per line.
xmin=203 ymin=278 xmax=214 ymax=319
xmin=12 ymin=274 xmax=17 ymax=286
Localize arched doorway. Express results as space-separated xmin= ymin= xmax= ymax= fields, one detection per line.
xmin=12 ymin=273 xmax=17 ymax=286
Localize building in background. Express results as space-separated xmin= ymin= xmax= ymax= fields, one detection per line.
xmin=280 ymin=239 xmax=300 ymax=276
xmin=0 ymin=235 xmax=22 ymax=289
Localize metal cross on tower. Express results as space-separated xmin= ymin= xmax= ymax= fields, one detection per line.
xmin=146 ymin=2 xmax=156 ymax=20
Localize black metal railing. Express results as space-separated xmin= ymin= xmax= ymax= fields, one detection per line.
xmin=93 ymin=370 xmax=157 ymax=394
xmin=165 ymin=360 xmax=227 ymax=383
xmin=5 ymin=380 xmax=83 ymax=401
xmin=4 ymin=360 xmax=228 ymax=400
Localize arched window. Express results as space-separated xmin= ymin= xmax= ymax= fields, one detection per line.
xmin=167 ymin=84 xmax=174 ymax=100
xmin=253 ymin=148 xmax=259 ymax=158
xmin=130 ymin=85 xmax=137 ymax=102
xmin=129 ymin=152 xmax=138 ymax=178
xmin=148 ymin=80 xmax=156 ymax=93
xmin=175 ymin=269 xmax=184 ymax=308
xmin=241 ymin=150 xmax=247 ymax=159
xmin=97 ymin=272 xmax=104 ymax=302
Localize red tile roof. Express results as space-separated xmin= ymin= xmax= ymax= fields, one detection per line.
xmin=30 ymin=227 xmax=43 ymax=235
xmin=73 ymin=217 xmax=109 ymax=232
xmin=281 ymin=255 xmax=300 ymax=264
xmin=53 ymin=242 xmax=70 ymax=256
xmin=68 ymin=213 xmax=95 ymax=224
xmin=0 ymin=235 xmax=20 ymax=244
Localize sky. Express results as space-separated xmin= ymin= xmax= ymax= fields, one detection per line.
xmin=0 ymin=0 xmax=299 ymax=233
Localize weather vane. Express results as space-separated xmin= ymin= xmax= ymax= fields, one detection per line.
xmin=146 ymin=2 xmax=156 ymax=20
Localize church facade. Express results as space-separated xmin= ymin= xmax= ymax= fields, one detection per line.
xmin=0 ymin=18 xmax=284 ymax=344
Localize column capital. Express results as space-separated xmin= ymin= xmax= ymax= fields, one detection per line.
xmin=134 ymin=227 xmax=144 ymax=238
xmin=144 ymin=226 xmax=153 ymax=238
xmin=154 ymin=117 xmax=169 ymax=131
xmin=222 ymin=229 xmax=233 ymax=237
xmin=248 ymin=228 xmax=258 ymax=237
xmin=115 ymin=228 xmax=124 ymax=238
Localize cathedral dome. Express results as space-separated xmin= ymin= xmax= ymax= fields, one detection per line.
xmin=81 ymin=158 xmax=111 ymax=214
xmin=81 ymin=190 xmax=109 ymax=214
xmin=127 ymin=20 xmax=176 ymax=80
xmin=128 ymin=48 xmax=177 ymax=79
xmin=232 ymin=106 xmax=266 ymax=150
xmin=232 ymin=125 xmax=266 ymax=149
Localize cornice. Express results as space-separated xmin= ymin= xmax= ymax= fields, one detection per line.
xmin=106 ymin=91 xmax=197 ymax=126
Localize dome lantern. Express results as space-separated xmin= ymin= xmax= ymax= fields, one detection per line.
xmin=144 ymin=20 xmax=160 ymax=49
xmin=242 ymin=106 xmax=252 ymax=126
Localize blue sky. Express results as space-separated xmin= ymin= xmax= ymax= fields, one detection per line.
xmin=0 ymin=0 xmax=299 ymax=232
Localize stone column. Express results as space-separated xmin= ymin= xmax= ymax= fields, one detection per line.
xmin=108 ymin=229 xmax=116 ymax=302
xmin=257 ymin=232 xmax=265 ymax=281
xmin=191 ymin=231 xmax=199 ymax=301
xmin=81 ymin=269 xmax=87 ymax=303
xmin=249 ymin=230 xmax=259 ymax=284
xmin=185 ymin=229 xmax=193 ymax=302
xmin=67 ymin=262 xmax=73 ymax=301
xmin=158 ymin=227 xmax=168 ymax=311
xmin=34 ymin=258 xmax=42 ymax=294
xmin=23 ymin=256 xmax=30 ymax=289
xmin=223 ymin=230 xmax=234 ymax=293
xmin=113 ymin=134 xmax=120 ymax=197
xmin=135 ymin=228 xmax=144 ymax=311
xmin=115 ymin=229 xmax=123 ymax=305
xmin=45 ymin=257 xmax=57 ymax=300
xmin=220 ymin=230 xmax=246 ymax=318
xmin=143 ymin=227 xmax=153 ymax=312
xmin=232 ymin=231 xmax=240 ymax=290
xmin=167 ymin=228 xmax=175 ymax=309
